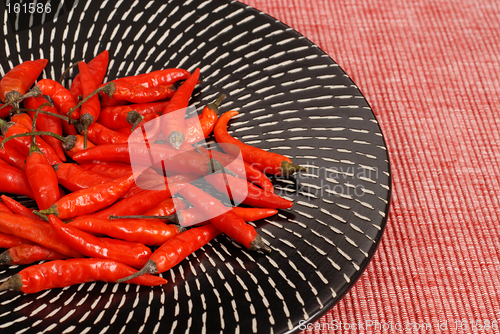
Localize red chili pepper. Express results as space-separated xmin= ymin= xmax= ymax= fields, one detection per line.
xmin=0 ymin=258 xmax=167 ymax=294
xmin=65 ymin=134 xmax=96 ymax=157
xmin=116 ymin=224 xmax=221 ymax=282
xmin=0 ymin=134 xmax=27 ymax=171
xmin=39 ymin=174 xmax=136 ymax=219
xmin=0 ymin=195 xmax=42 ymax=220
xmin=97 ymin=101 xmax=169 ymax=130
xmin=69 ymin=50 xmax=109 ymax=100
xmin=83 ymin=122 xmax=130 ymax=145
xmin=204 ymin=171 xmax=293 ymax=209
xmin=198 ymin=146 xmax=275 ymax=193
xmin=0 ymin=158 xmax=35 ymax=199
xmin=0 ymin=212 xmax=82 ymax=257
xmin=77 ymin=61 xmax=102 ymax=148
xmin=25 ymin=143 xmax=60 ymax=210
xmin=0 ymin=200 xmax=12 ymax=213
xmin=48 ymin=215 xmax=151 ymax=269
xmin=214 ymin=110 xmax=306 ymax=176
xmin=122 ymin=173 xmax=198 ymax=199
xmin=142 ymin=197 xmax=187 ymax=216
xmin=77 ymin=161 xmax=136 ymax=179
xmin=23 ymin=96 xmax=67 ymax=162
xmin=102 ymin=68 xmax=190 ymax=105
xmin=231 ymin=207 xmax=278 ymax=222
xmin=10 ymin=112 xmax=36 ymax=131
xmin=0 ymin=232 xmax=32 ymax=248
xmin=0 ymin=104 xmax=13 ymax=118
xmin=0 ymin=59 xmax=47 ymax=105
xmin=53 ymin=163 xmax=113 ymax=192
xmin=160 ymin=68 xmax=200 ymax=149
xmin=34 ymin=79 xmax=80 ymax=120
xmin=86 ymin=183 xmax=185 ymax=219
xmin=0 ymin=119 xmax=62 ymax=165
xmin=71 ymin=143 xmax=214 ymax=177
xmin=179 ymin=184 xmax=271 ymax=252
xmin=0 ymin=243 xmax=68 ymax=265
xmin=68 ymin=217 xmax=181 ymax=246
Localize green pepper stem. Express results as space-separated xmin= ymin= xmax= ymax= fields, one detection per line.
xmin=0 ymin=131 xmax=76 ymax=150
xmin=59 ymin=60 xmax=81 ymax=84
xmin=67 ymin=82 xmax=115 ymax=119
xmin=207 ymin=93 xmax=226 ymax=114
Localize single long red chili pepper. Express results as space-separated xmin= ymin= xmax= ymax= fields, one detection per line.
xmin=68 ymin=217 xmax=182 ymax=247
xmin=65 ymin=134 xmax=96 ymax=157
xmin=97 ymin=101 xmax=169 ymax=130
xmin=0 ymin=119 xmax=62 ymax=165
xmin=179 ymin=183 xmax=271 ymax=253
xmin=80 ymin=121 xmax=130 ymax=145
xmin=23 ymin=96 xmax=67 ymax=161
xmin=48 ymin=215 xmax=151 ymax=269
xmin=198 ymin=146 xmax=275 ymax=193
xmin=0 ymin=212 xmax=82 ymax=257
xmin=204 ymin=172 xmax=293 ymax=209
xmin=0 ymin=195 xmax=42 ymax=220
xmin=231 ymin=207 xmax=278 ymax=222
xmin=101 ymin=68 xmax=190 ymax=106
xmin=160 ymin=68 xmax=200 ymax=149
xmin=25 ymin=143 xmax=60 ymax=210
xmin=77 ymin=161 xmax=136 ymax=179
xmin=214 ymin=110 xmax=307 ymax=176
xmin=122 ymin=173 xmax=198 ymax=199
xmin=0 ymin=244 xmax=68 ymax=265
xmin=54 ymin=163 xmax=113 ymax=192
xmin=0 ymin=134 xmax=27 ymax=171
xmin=86 ymin=183 xmax=185 ymax=219
xmin=117 ymin=224 xmax=221 ymax=282
xmin=39 ymin=174 xmax=136 ymax=219
xmin=0 ymin=158 xmax=35 ymax=198
xmin=0 ymin=258 xmax=167 ymax=294
xmin=69 ymin=50 xmax=109 ymax=100
xmin=0 ymin=59 xmax=47 ymax=106
xmin=34 ymin=79 xmax=80 ymax=120
xmin=0 ymin=232 xmax=32 ymax=248
xmin=77 ymin=61 xmax=102 ymax=149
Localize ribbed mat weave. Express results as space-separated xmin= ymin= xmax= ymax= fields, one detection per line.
xmin=243 ymin=0 xmax=500 ymax=333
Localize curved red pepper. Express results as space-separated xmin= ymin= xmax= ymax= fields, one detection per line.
xmin=0 ymin=258 xmax=167 ymax=293
xmin=0 ymin=59 xmax=47 ymax=104
xmin=35 ymin=79 xmax=80 ymax=120
xmin=26 ymin=150 xmax=60 ymax=210
xmin=97 ymin=101 xmax=169 ymax=130
xmin=0 ymin=244 xmax=68 ymax=265
xmin=69 ymin=50 xmax=109 ymax=99
xmin=0 ymin=195 xmax=42 ymax=220
xmin=0 ymin=159 xmax=35 ymax=199
xmin=48 ymin=215 xmax=151 ymax=269
xmin=214 ymin=110 xmax=306 ymax=176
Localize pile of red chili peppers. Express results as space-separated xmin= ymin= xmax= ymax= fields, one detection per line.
xmin=0 ymin=51 xmax=307 ymax=294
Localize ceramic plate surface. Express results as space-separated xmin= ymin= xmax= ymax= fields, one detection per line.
xmin=0 ymin=0 xmax=391 ymax=333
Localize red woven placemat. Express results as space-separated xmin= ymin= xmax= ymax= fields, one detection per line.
xmin=243 ymin=0 xmax=500 ymax=332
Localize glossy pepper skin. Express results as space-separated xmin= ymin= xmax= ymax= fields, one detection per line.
xmin=160 ymin=68 xmax=200 ymax=149
xmin=204 ymin=172 xmax=293 ymax=209
xmin=26 ymin=149 xmax=60 ymax=210
xmin=68 ymin=217 xmax=182 ymax=246
xmin=179 ymin=184 xmax=271 ymax=253
xmin=0 ymin=59 xmax=47 ymax=105
xmin=0 ymin=212 xmax=82 ymax=258
xmin=35 ymin=79 xmax=80 ymax=120
xmin=0 ymin=258 xmax=167 ymax=294
xmin=214 ymin=110 xmax=306 ymax=176
xmin=48 ymin=215 xmax=151 ymax=269
xmin=65 ymin=134 xmax=96 ymax=158
xmin=0 ymin=232 xmax=31 ymax=249
xmin=0 ymin=195 xmax=42 ymax=220
xmin=53 ymin=163 xmax=113 ymax=192
xmin=97 ymin=101 xmax=169 ymax=130
xmin=77 ymin=61 xmax=101 ymax=147
xmin=0 ymin=159 xmax=35 ymax=199
xmin=69 ymin=50 xmax=109 ymax=100
xmin=0 ymin=244 xmax=68 ymax=265
xmin=39 ymin=174 xmax=136 ymax=219
xmin=116 ymin=224 xmax=221 ymax=282
xmin=0 ymin=134 xmax=27 ymax=171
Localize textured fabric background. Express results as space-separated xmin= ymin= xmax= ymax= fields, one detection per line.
xmin=242 ymin=0 xmax=500 ymax=332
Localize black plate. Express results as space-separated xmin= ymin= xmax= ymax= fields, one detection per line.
xmin=0 ymin=0 xmax=391 ymax=333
